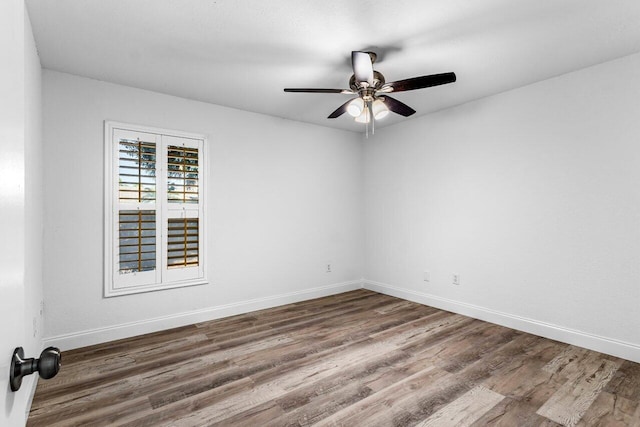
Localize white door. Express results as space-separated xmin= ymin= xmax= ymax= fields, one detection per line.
xmin=1 ymin=0 xmax=28 ymax=425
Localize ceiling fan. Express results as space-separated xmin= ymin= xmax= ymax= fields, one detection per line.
xmin=284 ymin=51 xmax=456 ymax=126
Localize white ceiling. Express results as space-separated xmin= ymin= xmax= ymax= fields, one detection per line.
xmin=26 ymin=0 xmax=640 ymax=132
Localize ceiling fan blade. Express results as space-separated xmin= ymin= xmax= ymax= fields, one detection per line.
xmin=380 ymin=72 xmax=456 ymax=93
xmin=352 ymin=51 xmax=374 ymax=85
xmin=328 ymin=97 xmax=358 ymax=119
xmin=284 ymin=88 xmax=354 ymax=94
xmin=381 ymin=96 xmax=416 ymax=117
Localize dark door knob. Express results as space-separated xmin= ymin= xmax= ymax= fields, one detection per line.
xmin=9 ymin=346 xmax=61 ymax=392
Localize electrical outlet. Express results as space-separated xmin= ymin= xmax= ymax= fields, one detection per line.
xmin=326 ymin=264 xmax=332 ymax=273
xmin=452 ymin=274 xmax=460 ymax=285
xmin=423 ymin=271 xmax=430 ymax=282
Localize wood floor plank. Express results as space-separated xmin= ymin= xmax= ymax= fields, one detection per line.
xmin=118 ymin=377 xmax=256 ymax=427
xmin=603 ymin=360 xmax=640 ymax=402
xmin=313 ymin=365 xmax=450 ymax=427
xmin=536 ymin=358 xmax=622 ymax=427
xmin=29 ymin=358 xmax=235 ymax=424
xmin=261 ymin=349 xmax=424 ymax=426
xmin=270 ymin=381 xmax=374 ymax=426
xmin=575 ymin=392 xmax=639 ymax=426
xmin=470 ymin=396 xmax=565 ymax=427
xmin=416 ymin=385 xmax=505 ymax=427
xmin=434 ymin=324 xmax=521 ymax=373
xmin=209 ymin=400 xmax=286 ymax=427
xmin=317 ymin=332 xmax=539 ymax=427
xmin=471 ymin=355 xmax=566 ymax=427
xmin=31 ymin=332 xmax=289 ymax=405
xmin=61 ymin=324 xmax=201 ymax=364
xmin=28 ymin=290 xmax=640 ymax=427
xmin=483 ymin=339 xmax=566 ymax=397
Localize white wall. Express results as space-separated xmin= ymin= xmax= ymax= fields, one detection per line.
xmin=0 ymin=3 xmax=43 ymax=426
xmin=364 ymin=52 xmax=640 ymax=362
xmin=42 ymin=71 xmax=363 ymax=349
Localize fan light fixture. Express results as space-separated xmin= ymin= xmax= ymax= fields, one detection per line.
xmin=347 ymin=98 xmax=364 ymax=117
xmin=372 ymin=99 xmax=389 ymax=120
xmin=355 ymin=106 xmax=371 ymax=124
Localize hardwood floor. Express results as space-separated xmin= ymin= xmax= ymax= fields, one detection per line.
xmin=28 ymin=290 xmax=640 ymax=426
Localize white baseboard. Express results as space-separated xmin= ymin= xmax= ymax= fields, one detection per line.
xmin=44 ymin=280 xmax=363 ymax=351
xmin=363 ymin=279 xmax=640 ymax=364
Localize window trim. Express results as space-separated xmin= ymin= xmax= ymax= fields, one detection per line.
xmin=104 ymin=121 xmax=208 ymax=297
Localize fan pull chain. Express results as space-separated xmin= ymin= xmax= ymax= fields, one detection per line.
xmin=367 ymin=100 xmax=372 ymax=139
xmin=372 ymin=105 xmax=375 ymax=135
xmin=364 ymin=102 xmax=369 ymax=139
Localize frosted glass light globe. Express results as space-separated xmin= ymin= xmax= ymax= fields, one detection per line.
xmin=372 ymin=99 xmax=389 ymax=120
xmin=346 ymin=98 xmax=364 ymax=117
xmin=355 ymin=108 xmax=371 ymax=123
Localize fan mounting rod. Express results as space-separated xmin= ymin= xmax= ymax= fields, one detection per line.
xmin=365 ymin=51 xmax=377 ymax=64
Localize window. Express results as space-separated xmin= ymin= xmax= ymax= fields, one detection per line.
xmin=104 ymin=122 xmax=207 ymax=296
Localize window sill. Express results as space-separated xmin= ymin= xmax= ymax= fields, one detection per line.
xmin=104 ymin=278 xmax=209 ymax=298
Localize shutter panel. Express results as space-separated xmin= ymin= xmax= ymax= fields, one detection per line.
xmin=118 ymin=139 xmax=156 ymax=204
xmin=167 ymin=218 xmax=199 ymax=269
xmin=163 ymin=135 xmax=204 ymax=283
xmin=167 ymin=145 xmax=199 ymax=204
xmin=112 ymin=129 xmax=161 ymax=290
xmin=118 ymin=210 xmax=157 ymax=273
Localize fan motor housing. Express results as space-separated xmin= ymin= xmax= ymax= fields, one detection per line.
xmin=349 ymin=71 xmax=385 ymax=92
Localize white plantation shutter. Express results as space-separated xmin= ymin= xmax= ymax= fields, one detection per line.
xmin=105 ymin=123 xmax=206 ymax=296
